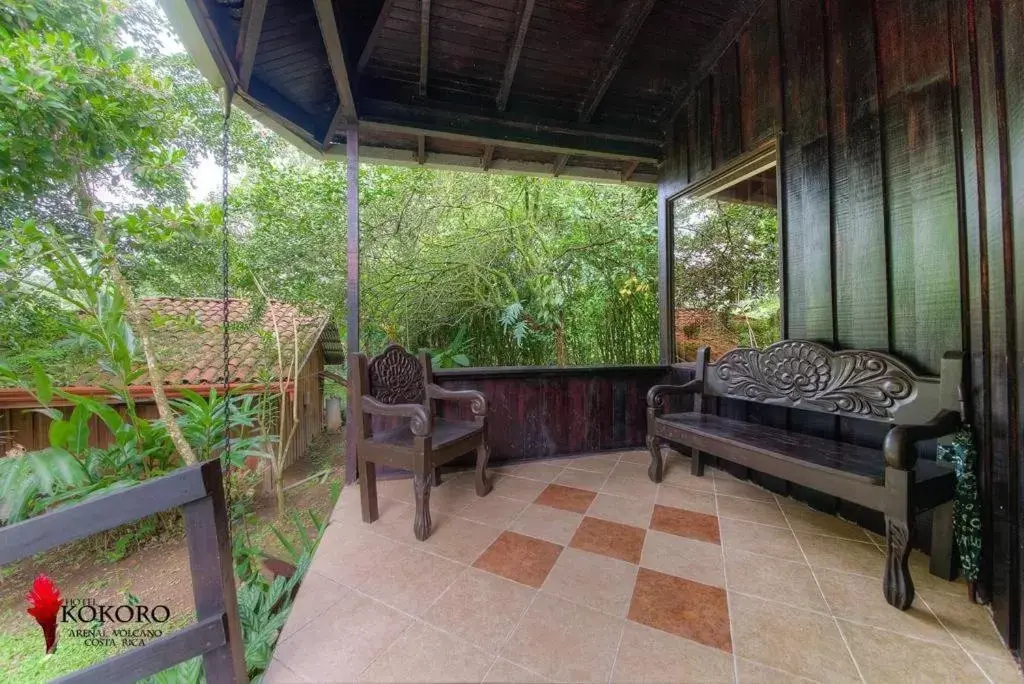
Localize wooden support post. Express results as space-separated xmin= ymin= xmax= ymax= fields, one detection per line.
xmin=481 ymin=144 xmax=495 ymax=170
xmin=621 ymin=160 xmax=638 ymax=183
xmin=552 ymin=154 xmax=569 ymax=177
xmin=657 ymin=181 xmax=674 ymax=364
xmin=182 ymin=462 xmax=246 ymax=683
xmin=345 ymin=124 xmax=360 ymax=484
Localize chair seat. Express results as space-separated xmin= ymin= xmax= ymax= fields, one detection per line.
xmin=369 ymin=418 xmax=483 ymax=450
xmin=656 ymin=412 xmax=952 ymax=486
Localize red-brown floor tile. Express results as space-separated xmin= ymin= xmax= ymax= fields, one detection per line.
xmin=628 ymin=567 xmax=732 ymax=653
xmin=535 ymin=483 xmax=597 ymax=514
xmin=650 ymin=504 xmax=721 ymax=544
xmin=569 ymin=516 xmax=646 ymax=564
xmin=473 ymin=531 xmax=563 ymax=588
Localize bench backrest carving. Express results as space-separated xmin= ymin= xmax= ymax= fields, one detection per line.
xmin=367 ymin=343 xmax=425 ymax=404
xmin=698 ymin=340 xmax=962 ymax=425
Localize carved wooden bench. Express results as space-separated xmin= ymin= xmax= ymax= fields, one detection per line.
xmin=646 ymin=341 xmax=963 ymax=610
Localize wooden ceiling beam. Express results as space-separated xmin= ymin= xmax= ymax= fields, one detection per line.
xmin=313 ymin=0 xmax=358 ymax=146
xmin=552 ymin=154 xmax=569 ymax=177
xmin=663 ymin=0 xmax=764 ymax=129
xmin=357 ymin=0 xmax=397 ymax=74
xmin=578 ymin=0 xmax=656 ymax=123
xmin=357 ymin=98 xmax=662 ymax=162
xmin=496 ymin=0 xmax=536 ymax=111
xmin=235 ymin=0 xmax=268 ymax=90
xmin=481 ymin=144 xmax=495 ymax=170
xmin=419 ymin=0 xmax=431 ymax=96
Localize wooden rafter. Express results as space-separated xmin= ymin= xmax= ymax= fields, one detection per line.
xmin=419 ymin=0 xmax=431 ymax=96
xmin=662 ymin=0 xmax=763 ymax=129
xmin=357 ymin=0 xmax=397 ymax=74
xmin=481 ymin=144 xmax=495 ymax=170
xmin=620 ymin=160 xmax=639 ymax=183
xmin=234 ymin=0 xmax=268 ymax=90
xmin=578 ymin=0 xmax=656 ymax=123
xmin=416 ymin=135 xmax=426 ymax=164
xmin=496 ymin=0 xmax=536 ymax=111
xmin=313 ymin=0 xmax=358 ymax=146
xmin=552 ymin=154 xmax=569 ymax=177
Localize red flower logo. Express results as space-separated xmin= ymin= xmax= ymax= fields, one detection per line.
xmin=26 ymin=574 xmax=63 ymax=654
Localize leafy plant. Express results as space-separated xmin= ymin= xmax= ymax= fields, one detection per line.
xmin=170 ymin=388 xmax=272 ymax=467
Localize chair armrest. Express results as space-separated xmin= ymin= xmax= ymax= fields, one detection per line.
xmin=426 ymin=384 xmax=487 ymax=416
xmin=647 ymin=379 xmax=704 ymax=411
xmin=361 ymin=396 xmax=433 ymax=437
xmin=883 ymin=410 xmax=962 ymax=470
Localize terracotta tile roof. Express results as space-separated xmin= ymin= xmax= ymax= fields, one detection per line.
xmin=136 ymin=298 xmax=332 ymax=386
xmin=674 ymin=308 xmax=739 ymax=361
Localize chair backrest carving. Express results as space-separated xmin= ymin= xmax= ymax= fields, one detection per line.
xmin=700 ymin=340 xmax=962 ymax=425
xmin=367 ymin=344 xmax=425 ymax=404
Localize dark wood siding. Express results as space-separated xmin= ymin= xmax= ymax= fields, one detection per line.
xmin=660 ymin=0 xmax=1022 ymax=651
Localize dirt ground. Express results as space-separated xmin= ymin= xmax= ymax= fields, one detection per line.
xmin=0 ymin=432 xmax=345 ymax=628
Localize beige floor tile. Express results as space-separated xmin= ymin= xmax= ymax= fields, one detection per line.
xmin=716 ymin=496 xmax=788 ymax=527
xmin=921 ymin=589 xmax=1012 ymax=659
xmin=736 ymin=658 xmax=817 ymax=683
xmin=586 ymin=492 xmax=654 ymax=528
xmin=973 ymin=654 xmax=1024 ymax=684
xmin=491 ymin=474 xmax=549 ymax=501
xmin=612 ymin=621 xmax=734 ymax=683
xmin=908 ymin=549 xmax=970 ymax=597
xmin=361 ymin=498 xmax=417 ymax=541
xmin=815 ymin=568 xmax=954 ymax=645
xmin=424 ymin=566 xmax=535 ymax=652
xmin=714 ymin=473 xmax=775 ymax=502
xmin=724 ymin=549 xmax=828 ymax=612
xmin=796 ymin=532 xmax=883 ymax=577
xmin=599 ymin=472 xmax=659 ymax=500
xmin=641 ymin=529 xmax=725 ymax=588
xmin=330 ymin=486 xmax=362 ymax=522
xmin=657 ymin=485 xmax=717 ymax=515
xmin=565 ymin=454 xmax=619 ymax=475
xmin=275 ymin=586 xmax=410 ymax=683
xmin=359 ymin=622 xmax=493 ymax=683
xmin=729 ymin=593 xmax=860 ymax=683
xmin=359 ymin=543 xmax=464 ymax=616
xmin=554 ymin=468 xmax=607 ymax=492
xmin=430 ymin=482 xmax=482 ymax=512
xmin=611 ymin=460 xmax=650 ymax=481
xmin=508 ymin=503 xmax=583 ymax=545
xmin=839 ymin=619 xmax=989 ymax=684
xmin=375 ymin=477 xmax=414 ymax=503
xmin=459 ymin=495 xmax=530 ymax=528
xmin=661 ymin=462 xmax=715 ymax=493
xmin=502 ymin=593 xmax=624 ymax=683
xmin=618 ymin=449 xmax=652 ymax=465
xmin=408 ymin=513 xmax=502 ymax=564
xmin=263 ymin=657 xmax=309 ymax=683
xmin=541 ymin=546 xmax=638 ymax=617
xmin=512 ymin=461 xmax=566 ymax=482
xmin=778 ymin=501 xmax=874 ymax=541
xmin=719 ymin=518 xmax=805 ymax=562
xmin=313 ymin=524 xmax=402 ymax=588
xmin=484 ymin=659 xmax=550 ymax=683
xmin=279 ymin=570 xmax=348 ymax=641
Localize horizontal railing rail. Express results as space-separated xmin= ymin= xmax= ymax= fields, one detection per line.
xmin=0 ymin=460 xmax=245 ymax=683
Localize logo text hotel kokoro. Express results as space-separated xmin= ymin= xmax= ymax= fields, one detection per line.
xmin=26 ymin=574 xmax=172 ymax=654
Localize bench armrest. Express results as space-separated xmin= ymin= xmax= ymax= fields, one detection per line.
xmin=883 ymin=410 xmax=962 ymax=470
xmin=361 ymin=396 xmax=433 ymax=437
xmin=426 ymin=384 xmax=487 ymax=416
xmin=647 ymin=379 xmax=704 ymax=411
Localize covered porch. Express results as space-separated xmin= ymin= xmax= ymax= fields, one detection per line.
xmin=161 ymin=0 xmax=1024 ymax=679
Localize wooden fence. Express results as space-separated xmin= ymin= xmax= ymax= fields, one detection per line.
xmin=0 ymin=460 xmax=246 ymax=683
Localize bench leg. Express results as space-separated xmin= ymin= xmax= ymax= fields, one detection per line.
xmin=884 ymin=516 xmax=915 ymax=609
xmin=475 ymin=443 xmax=493 ymax=497
xmin=646 ymin=435 xmax=664 ymax=483
xmin=413 ymin=468 xmax=433 ymax=541
xmin=433 ymin=467 xmax=443 ymax=486
xmin=691 ymin=448 xmax=705 ymax=477
xmin=929 ymin=500 xmax=956 ymax=581
xmin=359 ymin=457 xmax=379 ymax=524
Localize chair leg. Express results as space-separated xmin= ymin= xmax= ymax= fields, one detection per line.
xmin=433 ymin=467 xmax=443 ymax=487
xmin=413 ymin=469 xmax=433 ymax=541
xmin=646 ymin=435 xmax=664 ymax=483
xmin=691 ymin=448 xmax=705 ymax=477
xmin=359 ymin=457 xmax=378 ymax=524
xmin=475 ymin=443 xmax=493 ymax=497
xmin=929 ymin=500 xmax=957 ymax=581
xmin=883 ymin=515 xmax=915 ymax=609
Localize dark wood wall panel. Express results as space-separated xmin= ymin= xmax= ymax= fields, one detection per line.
xmin=712 ymin=44 xmax=741 ymax=167
xmin=659 ymin=0 xmax=1023 ymax=652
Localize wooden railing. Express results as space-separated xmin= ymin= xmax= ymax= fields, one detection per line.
xmin=0 ymin=460 xmax=246 ymax=683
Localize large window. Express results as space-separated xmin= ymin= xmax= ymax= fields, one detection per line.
xmin=671 ymin=158 xmax=781 ymax=362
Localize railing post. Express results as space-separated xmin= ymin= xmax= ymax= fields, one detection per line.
xmin=182 ymin=460 xmax=246 ymax=683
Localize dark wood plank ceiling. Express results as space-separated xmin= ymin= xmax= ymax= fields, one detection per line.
xmin=191 ymin=0 xmax=760 ymax=183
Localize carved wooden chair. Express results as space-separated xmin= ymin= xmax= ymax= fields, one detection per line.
xmin=350 ymin=344 xmax=492 ymax=540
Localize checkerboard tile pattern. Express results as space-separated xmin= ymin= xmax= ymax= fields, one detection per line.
xmin=267 ymin=451 xmax=1018 ymax=684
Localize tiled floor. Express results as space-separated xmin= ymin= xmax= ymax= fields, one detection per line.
xmin=266 ymin=451 xmax=1021 ymax=684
